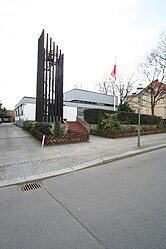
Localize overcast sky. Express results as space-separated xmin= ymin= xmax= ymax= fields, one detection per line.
xmin=0 ymin=0 xmax=166 ymax=110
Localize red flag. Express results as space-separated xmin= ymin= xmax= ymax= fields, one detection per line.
xmin=111 ymin=64 xmax=116 ymax=79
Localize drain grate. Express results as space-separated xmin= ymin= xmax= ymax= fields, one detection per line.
xmin=21 ymin=182 xmax=42 ymax=192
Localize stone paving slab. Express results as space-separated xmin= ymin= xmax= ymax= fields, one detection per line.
xmin=1 ymin=123 xmax=166 ymax=187
xmin=1 ymin=143 xmax=166 ymax=188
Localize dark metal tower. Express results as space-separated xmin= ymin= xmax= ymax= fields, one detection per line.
xmin=36 ymin=30 xmax=64 ymax=123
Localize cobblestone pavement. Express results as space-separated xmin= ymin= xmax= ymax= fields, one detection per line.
xmin=0 ymin=123 xmax=166 ymax=184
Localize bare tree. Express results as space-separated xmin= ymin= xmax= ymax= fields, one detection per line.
xmin=97 ymin=78 xmax=111 ymax=95
xmin=141 ymin=32 xmax=166 ymax=115
xmin=117 ymin=73 xmax=137 ymax=105
xmin=97 ymin=73 xmax=136 ymax=105
xmin=154 ymin=32 xmax=166 ymax=68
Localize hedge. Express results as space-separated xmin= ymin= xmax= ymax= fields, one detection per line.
xmin=91 ymin=128 xmax=166 ymax=138
xmin=84 ymin=109 xmax=163 ymax=126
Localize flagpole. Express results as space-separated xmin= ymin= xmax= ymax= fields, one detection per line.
xmin=113 ymin=92 xmax=116 ymax=111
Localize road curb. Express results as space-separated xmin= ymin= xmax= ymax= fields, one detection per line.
xmin=1 ymin=143 xmax=166 ymax=188
xmin=70 ymin=144 xmax=166 ymax=170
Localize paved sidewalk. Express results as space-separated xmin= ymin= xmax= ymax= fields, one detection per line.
xmin=0 ymin=123 xmax=166 ymax=187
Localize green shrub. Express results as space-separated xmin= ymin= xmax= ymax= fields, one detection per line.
xmin=101 ymin=113 xmax=122 ymax=131
xmin=23 ymin=120 xmax=37 ymax=132
xmin=118 ymin=102 xmax=135 ymax=112
xmin=34 ymin=122 xmax=52 ymax=135
xmin=53 ymin=119 xmax=63 ymax=136
xmin=84 ymin=109 xmax=115 ymax=124
xmin=97 ymin=110 xmax=103 ymax=131
xmin=160 ymin=118 xmax=166 ymax=128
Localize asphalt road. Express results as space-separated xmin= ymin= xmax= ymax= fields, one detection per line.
xmin=0 ymin=147 xmax=166 ymax=249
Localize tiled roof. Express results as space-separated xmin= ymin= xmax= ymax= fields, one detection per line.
xmin=141 ymin=80 xmax=166 ymax=94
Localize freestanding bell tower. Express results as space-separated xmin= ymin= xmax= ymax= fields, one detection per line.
xmin=36 ymin=30 xmax=64 ymax=123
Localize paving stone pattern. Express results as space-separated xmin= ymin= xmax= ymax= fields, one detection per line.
xmin=1 ymin=124 xmax=166 ymax=181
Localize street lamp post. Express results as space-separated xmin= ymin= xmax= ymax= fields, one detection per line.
xmin=137 ymin=94 xmax=141 ymax=147
xmin=137 ymin=84 xmax=143 ymax=147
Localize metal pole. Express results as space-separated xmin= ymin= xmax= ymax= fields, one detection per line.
xmin=113 ymin=94 xmax=116 ymax=111
xmin=137 ymin=94 xmax=141 ymax=147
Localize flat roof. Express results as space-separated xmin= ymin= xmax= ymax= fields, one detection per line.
xmin=64 ymin=88 xmax=114 ymax=97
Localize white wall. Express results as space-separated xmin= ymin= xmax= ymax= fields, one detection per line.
xmin=15 ymin=102 xmax=36 ymax=126
xmin=24 ymin=103 xmax=36 ymax=121
xmin=15 ymin=89 xmax=118 ymax=125
xmin=63 ymin=106 xmax=77 ymax=121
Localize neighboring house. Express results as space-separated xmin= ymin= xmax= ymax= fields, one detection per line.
xmin=6 ymin=110 xmax=15 ymax=121
xmin=15 ymin=88 xmax=118 ymax=125
xmin=126 ymin=93 xmax=151 ymax=116
xmin=0 ymin=108 xmax=15 ymax=123
xmin=127 ymin=80 xmax=166 ymax=118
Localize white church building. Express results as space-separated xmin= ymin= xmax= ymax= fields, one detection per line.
xmin=15 ymin=89 xmax=118 ymax=126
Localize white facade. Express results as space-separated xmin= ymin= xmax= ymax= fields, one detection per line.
xmin=64 ymin=89 xmax=117 ymax=118
xmin=63 ymin=106 xmax=77 ymax=121
xmin=15 ymin=89 xmax=118 ymax=125
xmin=15 ymin=97 xmax=36 ymax=126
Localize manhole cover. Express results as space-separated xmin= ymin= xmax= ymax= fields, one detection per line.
xmin=21 ymin=182 xmax=42 ymax=192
